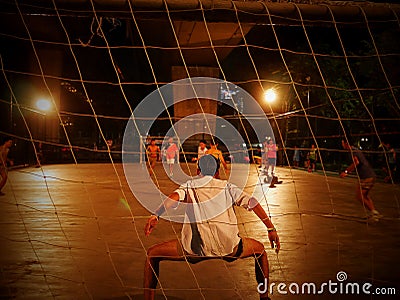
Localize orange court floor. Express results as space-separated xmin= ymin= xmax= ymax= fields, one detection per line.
xmin=0 ymin=163 xmax=399 ymax=299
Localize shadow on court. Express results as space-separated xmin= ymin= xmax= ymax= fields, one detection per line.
xmin=0 ymin=163 xmax=399 ymax=299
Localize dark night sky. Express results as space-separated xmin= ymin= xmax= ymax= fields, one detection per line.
xmin=0 ymin=0 xmax=399 ymax=159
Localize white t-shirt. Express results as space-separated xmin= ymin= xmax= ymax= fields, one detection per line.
xmin=174 ymin=176 xmax=256 ymax=256
xmin=197 ymin=147 xmax=208 ymax=160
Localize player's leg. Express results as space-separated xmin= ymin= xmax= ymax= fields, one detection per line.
xmin=261 ymin=152 xmax=266 ymax=169
xmin=361 ymin=189 xmax=376 ymax=212
xmin=388 ymin=163 xmax=395 ymax=182
xmin=168 ymin=158 xmax=174 ymax=175
xmin=150 ymin=157 xmax=157 ymax=175
xmin=0 ymin=168 xmax=7 ymax=193
xmin=147 ymin=159 xmax=152 ymax=174
xmin=239 ymin=237 xmax=270 ymax=299
xmin=144 ymin=239 xmax=184 ymax=300
xmin=264 ymin=154 xmax=269 ymax=174
xmin=356 ymin=179 xmax=377 ymax=213
xmin=270 ymin=159 xmax=275 ymax=175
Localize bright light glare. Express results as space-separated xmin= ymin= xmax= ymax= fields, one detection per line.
xmin=36 ymin=99 xmax=52 ymax=112
xmin=263 ymin=89 xmax=277 ymax=103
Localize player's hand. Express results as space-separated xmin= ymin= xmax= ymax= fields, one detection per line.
xmin=339 ymin=172 xmax=347 ymax=178
xmin=268 ymin=231 xmax=280 ymax=253
xmin=144 ymin=215 xmax=158 ymax=236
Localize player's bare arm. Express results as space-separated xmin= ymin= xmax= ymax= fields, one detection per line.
xmin=340 ymin=155 xmax=359 ymax=178
xmin=144 ymin=192 xmax=180 ymax=236
xmin=250 ymin=199 xmax=280 ymax=252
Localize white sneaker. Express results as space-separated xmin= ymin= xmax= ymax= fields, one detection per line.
xmin=368 ymin=215 xmax=380 ymax=222
xmin=367 ymin=210 xmax=382 ymax=220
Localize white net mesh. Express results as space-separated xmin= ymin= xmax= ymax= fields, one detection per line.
xmin=0 ymin=0 xmax=399 ymax=299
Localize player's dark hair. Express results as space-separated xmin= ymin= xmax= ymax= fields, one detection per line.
xmin=1 ymin=136 xmax=12 ymax=145
xmin=198 ymin=154 xmax=220 ymax=176
xmin=199 ymin=139 xmax=207 ymax=145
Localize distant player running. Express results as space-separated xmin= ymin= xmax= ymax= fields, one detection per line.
xmin=307 ymin=144 xmax=317 ymax=172
xmin=146 ymin=139 xmax=160 ymax=176
xmin=206 ymin=141 xmax=228 ymax=178
xmin=265 ymin=139 xmax=277 ymax=176
xmin=164 ymin=137 xmax=179 ymax=176
xmin=340 ymin=139 xmax=381 ymax=220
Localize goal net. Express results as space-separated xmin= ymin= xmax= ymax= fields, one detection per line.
xmin=0 ymin=0 xmax=399 ymax=299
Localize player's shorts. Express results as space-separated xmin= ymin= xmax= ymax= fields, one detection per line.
xmin=166 ymin=158 xmax=175 ymax=164
xmin=176 ymin=238 xmax=243 ymax=263
xmin=148 ymin=157 xmax=157 ymax=165
xmin=267 ymin=158 xmax=276 ymax=165
xmin=359 ymin=177 xmax=375 ymax=191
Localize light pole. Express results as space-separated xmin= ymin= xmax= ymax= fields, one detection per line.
xmin=34 ymin=98 xmax=52 ymax=165
xmin=263 ymin=88 xmax=288 ymax=165
xmin=305 ymin=76 xmax=311 ymax=143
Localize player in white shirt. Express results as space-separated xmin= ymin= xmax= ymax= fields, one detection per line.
xmin=144 ymin=154 xmax=280 ymax=300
